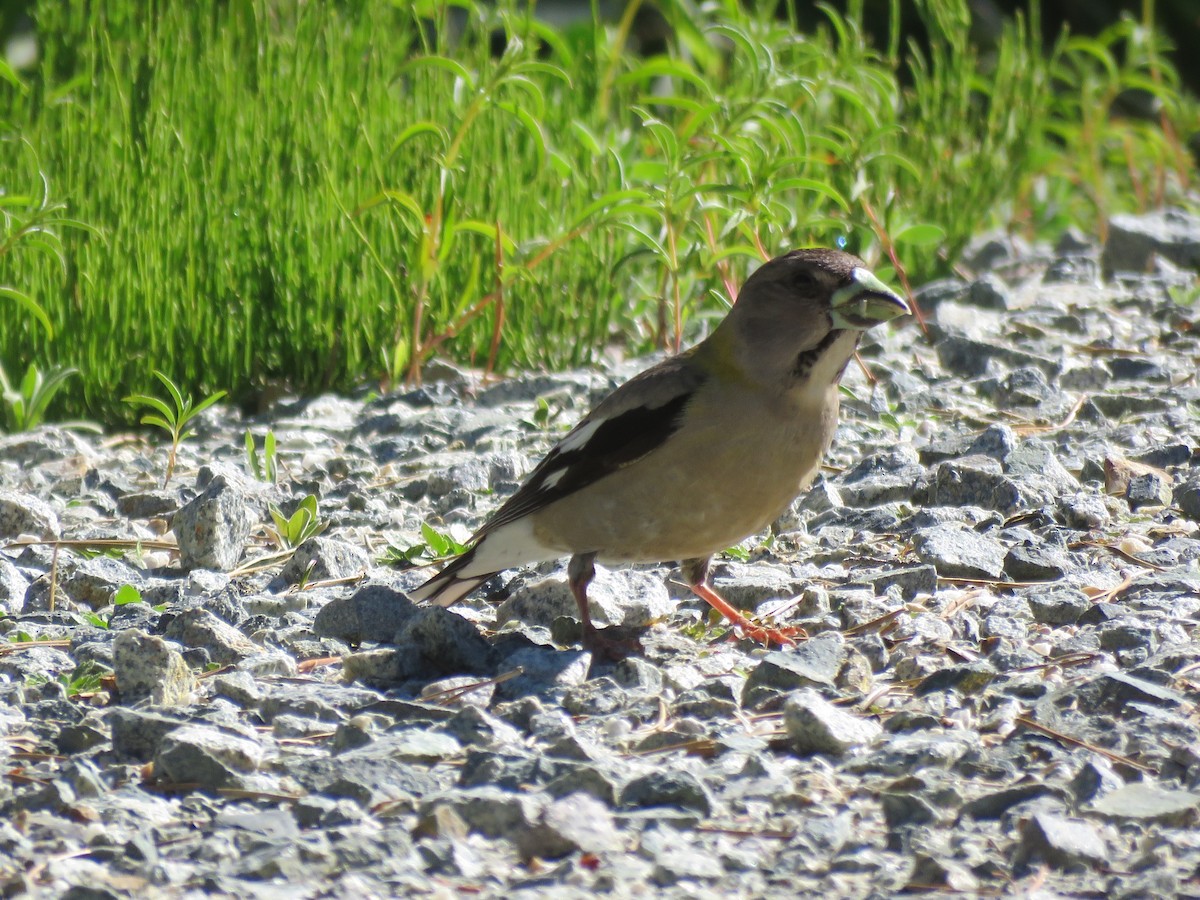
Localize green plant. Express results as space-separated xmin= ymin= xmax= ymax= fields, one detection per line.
xmin=0 ymin=362 xmax=81 ymax=432
xmin=267 ymin=495 xmax=326 ymax=550
xmin=723 ymin=544 xmax=752 ymax=563
xmin=0 ymin=1 xmax=1195 ymax=424
xmin=245 ymin=429 xmax=278 ymax=483
xmin=123 ymin=370 xmax=227 ymax=487
xmin=0 ymin=139 xmax=100 ymax=338
xmin=1167 ymin=283 xmax=1200 ymax=306
xmin=27 ymin=659 xmax=108 ymax=697
xmin=383 ymin=522 xmax=469 ymax=567
xmin=81 ymin=584 xmax=151 ymax=629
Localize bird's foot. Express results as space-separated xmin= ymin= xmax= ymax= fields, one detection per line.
xmin=727 ymin=619 xmax=806 ymax=650
xmin=581 ymin=624 xmax=645 ymax=661
xmin=687 ymin=578 xmax=805 ymax=649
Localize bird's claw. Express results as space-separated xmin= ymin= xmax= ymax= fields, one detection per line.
xmin=729 ymin=621 xmax=806 ymax=649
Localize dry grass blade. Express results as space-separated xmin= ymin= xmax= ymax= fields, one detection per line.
xmin=1013 ymin=716 xmax=1154 ymax=773
xmin=297 ymin=656 xmax=342 ymax=673
xmin=629 ymin=737 xmax=720 ymax=757
xmin=2 ymin=537 xmax=177 ymax=552
xmin=0 ymin=639 xmax=71 ymax=657
xmin=1069 ymin=540 xmax=1168 ymax=571
xmin=422 ymin=667 xmax=525 ymax=706
xmin=228 ymin=549 xmax=297 ymax=578
xmin=1081 ymin=573 xmax=1136 ymax=604
xmin=695 ymin=825 xmax=795 ymax=839
xmin=938 ymin=576 xmax=1059 ymax=589
xmin=842 ymin=607 xmax=906 ymax=636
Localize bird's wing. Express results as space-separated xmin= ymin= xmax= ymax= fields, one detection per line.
xmin=474 ymin=351 xmax=709 ymax=540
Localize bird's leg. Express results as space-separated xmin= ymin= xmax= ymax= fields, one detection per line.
xmin=567 ymin=552 xmax=599 ymax=639
xmin=568 ymin=552 xmax=641 ymax=659
xmin=681 ymin=557 xmax=802 ymax=649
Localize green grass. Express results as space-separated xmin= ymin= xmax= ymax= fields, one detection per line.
xmin=1 ymin=0 xmax=1197 ymax=426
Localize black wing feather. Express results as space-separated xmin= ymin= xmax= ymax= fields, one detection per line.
xmin=474 ymin=357 xmax=707 ymax=540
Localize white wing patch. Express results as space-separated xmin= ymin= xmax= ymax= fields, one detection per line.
xmin=540 ymin=468 xmax=567 ymax=490
xmin=555 ymin=417 xmax=603 ymax=454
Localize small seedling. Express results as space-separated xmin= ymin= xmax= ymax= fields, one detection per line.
xmin=27 ymin=659 xmax=108 ymax=697
xmin=0 ymin=362 xmax=94 ymax=433
xmin=59 ymin=660 xmax=108 ymax=696
xmin=113 ymin=584 xmax=142 ymax=605
xmin=267 ymin=495 xmax=326 ymax=549
xmin=245 ymin=429 xmax=278 ymax=482
xmin=123 ymin=370 xmax=227 ymax=487
xmin=383 ymin=522 xmax=469 ymax=567
xmin=82 ymin=584 xmax=148 ymax=629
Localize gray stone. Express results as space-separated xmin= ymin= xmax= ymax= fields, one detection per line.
xmin=0 ymin=490 xmax=59 ymax=539
xmin=173 ymin=475 xmax=254 ymax=570
xmin=1108 ymin=357 xmax=1167 ymax=381
xmin=1005 ymin=543 xmax=1071 ymax=581
xmin=913 ymin=277 xmax=967 ymax=310
xmin=967 ymin=274 xmax=1010 ymax=310
xmin=313 ymin=583 xmax=419 ymax=643
xmin=397 ymin=606 xmax=494 ymax=674
xmin=117 ymin=489 xmax=178 ymax=519
xmin=163 ymin=608 xmax=261 ymax=665
xmin=1090 ymin=782 xmax=1200 ymax=825
xmin=420 ymin=786 xmax=543 ymax=838
xmin=497 ymin=566 xmax=672 ymax=628
xmin=1027 ymin=589 xmax=1090 ymax=625
xmin=279 ymin=535 xmax=370 ymax=584
xmin=966 ymin=424 xmax=1018 ymax=461
xmin=743 ymin=631 xmax=845 ymax=706
xmin=107 ymin=708 xmax=187 ymax=760
xmin=443 ymin=705 xmax=522 ymax=749
xmin=291 ymin=743 xmax=446 ymax=807
xmin=1103 ymin=208 xmax=1200 ymax=273
xmin=1018 ymin=812 xmax=1108 ymax=870
xmin=516 ymin=792 xmax=622 ymax=859
xmin=57 ymin=556 xmax=142 ymax=610
xmin=210 ymin=669 xmax=261 ymax=706
xmin=0 ymin=558 xmax=31 ymax=616
xmin=924 ymin=457 xmax=1023 ymax=512
xmin=913 ymin=661 xmax=996 ymax=697
xmin=112 ymin=628 xmax=196 ymax=706
xmin=784 ymin=689 xmax=881 ymax=755
xmin=853 ymin=565 xmax=937 ymax=601
xmin=709 ymin=563 xmax=803 ymax=611
xmin=1174 ymin=478 xmax=1200 ymax=522
xmin=341 ymin=647 xmax=420 ymax=687
xmin=838 ymin=446 xmax=925 ymax=507
xmin=154 ymin=725 xmax=263 ymax=788
xmin=494 ymin=645 xmax=591 ymax=701
xmin=912 ymin=524 xmax=1006 ymax=580
xmin=620 ymin=770 xmax=713 ymax=815
xmin=993 ymin=367 xmax=1055 ymax=407
xmin=1126 ymin=472 xmax=1173 ymax=509
xmin=1043 ymin=251 xmax=1100 ymax=283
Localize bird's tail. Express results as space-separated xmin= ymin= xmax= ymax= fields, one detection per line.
xmin=408 ymin=549 xmax=491 ymax=607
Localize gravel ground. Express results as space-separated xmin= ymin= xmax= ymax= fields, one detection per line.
xmin=2 ymin=210 xmax=1200 ymax=898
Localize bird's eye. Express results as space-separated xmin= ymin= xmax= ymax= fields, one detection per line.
xmin=791 ymin=269 xmax=819 ymax=288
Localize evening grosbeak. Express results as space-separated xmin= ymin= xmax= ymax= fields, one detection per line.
xmin=410 ymin=248 xmax=911 ymax=654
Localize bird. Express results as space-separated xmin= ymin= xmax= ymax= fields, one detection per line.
xmin=410 ymin=248 xmax=911 ymax=656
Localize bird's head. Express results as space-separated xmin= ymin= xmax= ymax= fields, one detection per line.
xmin=710 ymin=248 xmax=911 ymax=395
